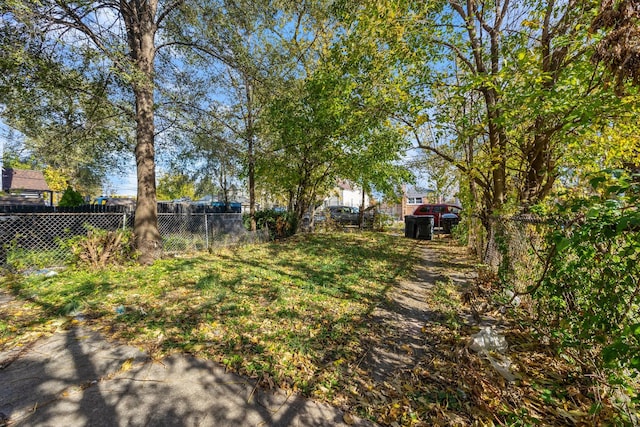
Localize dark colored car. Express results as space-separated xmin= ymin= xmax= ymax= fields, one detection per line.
xmin=303 ymin=205 xmax=377 ymax=228
xmin=327 ymin=205 xmax=377 ymax=227
xmin=211 ymin=201 xmax=242 ymax=213
xmin=412 ymin=203 xmax=462 ymax=232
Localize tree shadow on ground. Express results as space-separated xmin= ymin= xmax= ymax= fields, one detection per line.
xmin=1 ymin=325 xmax=372 ymax=426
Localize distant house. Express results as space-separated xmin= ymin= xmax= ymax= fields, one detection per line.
xmin=324 ymin=180 xmax=370 ymax=208
xmin=377 ymin=185 xmax=435 ymax=220
xmin=401 ymin=186 xmax=436 ymax=218
xmin=0 ymin=167 xmax=53 ymax=205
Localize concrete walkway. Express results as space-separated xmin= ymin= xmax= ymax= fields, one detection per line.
xmin=0 ymin=327 xmax=375 ymax=426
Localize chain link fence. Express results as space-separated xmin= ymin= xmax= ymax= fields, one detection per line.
xmin=0 ymin=212 xmax=263 ymax=272
xmin=158 ymin=213 xmax=266 ymax=253
xmin=483 ymin=215 xmax=555 ymax=294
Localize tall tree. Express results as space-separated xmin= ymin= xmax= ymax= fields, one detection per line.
xmin=165 ymin=0 xmax=335 ymax=231
xmin=262 ymin=76 xmax=345 ymax=222
xmin=263 ymin=52 xmax=411 ymax=225
xmin=340 ymin=1 xmax=621 ymax=235
xmin=2 ymin=1 xmax=186 ymax=264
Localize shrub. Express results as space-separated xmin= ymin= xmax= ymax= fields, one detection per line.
xmin=58 ymin=186 xmax=85 ymax=207
xmin=4 ymin=240 xmax=65 ymax=271
xmin=244 ymin=209 xmax=297 ymax=239
xmin=535 ymin=170 xmax=639 ymax=404
xmin=66 ymin=227 xmax=137 ymax=268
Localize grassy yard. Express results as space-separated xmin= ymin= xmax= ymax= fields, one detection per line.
xmin=2 ymin=231 xmax=634 ymax=425
xmin=0 ymin=231 xmax=418 ymax=400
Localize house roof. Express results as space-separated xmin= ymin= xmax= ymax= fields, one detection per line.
xmin=2 ymin=168 xmax=51 ymax=192
xmin=405 ymin=186 xmax=434 ymax=198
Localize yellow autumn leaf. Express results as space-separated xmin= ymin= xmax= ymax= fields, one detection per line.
xmin=119 ymin=358 xmax=134 ymax=373
xmin=342 ymin=413 xmax=354 ymax=425
xmin=400 ymin=344 xmax=413 ymax=354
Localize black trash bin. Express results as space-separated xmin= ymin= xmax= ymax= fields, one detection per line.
xmin=404 ymin=215 xmax=416 ymax=238
xmin=441 ymin=213 xmax=459 ymax=234
xmin=414 ymin=215 xmax=434 ymax=240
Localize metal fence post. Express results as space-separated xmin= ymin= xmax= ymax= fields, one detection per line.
xmin=122 ymin=213 xmax=127 ymax=231
xmin=204 ymin=213 xmax=209 ymax=250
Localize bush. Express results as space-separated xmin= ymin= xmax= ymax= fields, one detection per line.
xmin=66 ymin=227 xmax=137 ymax=268
xmin=58 ymin=186 xmax=85 ymax=207
xmin=4 ymin=242 xmax=65 ymax=271
xmin=244 ymin=209 xmax=297 ymax=239
xmin=536 ymin=170 xmax=639 ymax=405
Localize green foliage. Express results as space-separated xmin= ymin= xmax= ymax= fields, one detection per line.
xmin=262 ymin=63 xmax=411 ymax=222
xmin=156 ymin=173 xmax=197 ymax=201
xmin=451 ymin=215 xmax=469 ymax=245
xmin=0 ymin=23 xmax=133 ymax=193
xmin=4 ymin=241 xmax=64 ymax=272
xmin=244 ymin=209 xmax=297 ymax=239
xmin=66 ymin=227 xmax=137 ymax=268
xmin=163 ymin=0 xmax=338 ymax=225
xmin=1 ymin=151 xmax=38 ymax=170
xmin=537 ymin=170 xmax=640 ymax=399
xmin=58 ymin=186 xmax=85 ymax=207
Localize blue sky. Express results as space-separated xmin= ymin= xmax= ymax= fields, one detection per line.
xmin=104 ymin=166 xmax=137 ymax=196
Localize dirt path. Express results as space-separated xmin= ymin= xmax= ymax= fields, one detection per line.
xmin=365 ymin=236 xmax=477 ymax=382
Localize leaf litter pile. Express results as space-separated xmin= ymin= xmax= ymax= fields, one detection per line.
xmin=0 ymin=232 xmax=634 ymax=425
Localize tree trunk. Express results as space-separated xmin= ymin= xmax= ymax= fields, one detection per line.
xmin=122 ymin=0 xmax=162 ymax=264
xmin=453 ymin=0 xmax=508 ymax=215
xmin=248 ymin=138 xmax=256 ymax=231
xmin=522 ymin=125 xmax=556 ymax=207
xmin=245 ymin=80 xmax=257 ymax=232
xmin=134 ymin=84 xmax=161 ymax=264
xmin=359 ymin=184 xmax=366 ymax=228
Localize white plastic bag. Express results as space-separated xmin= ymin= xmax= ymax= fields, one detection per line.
xmin=469 ymin=326 xmax=517 ymax=382
xmin=469 ymin=326 xmax=508 ymax=353
xmin=486 ymin=353 xmax=517 ymax=382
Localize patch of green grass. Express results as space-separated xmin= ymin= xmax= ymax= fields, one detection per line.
xmin=0 ymin=232 xmax=417 ymax=397
xmin=196 ymin=273 xmax=220 ymax=291
xmin=5 ymin=246 xmax=67 ymax=271
xmin=0 ymin=320 xmax=8 ymax=336
xmin=430 ymin=279 xmax=464 ymax=330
